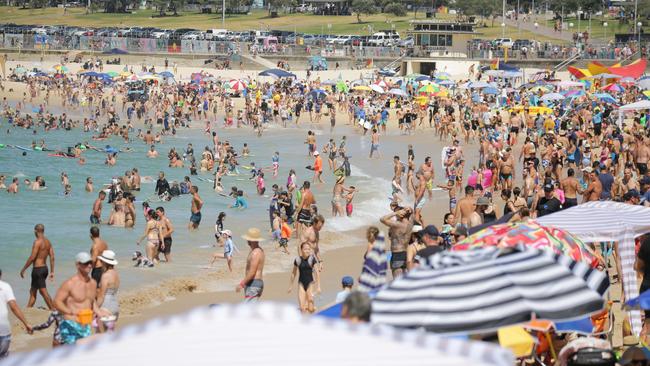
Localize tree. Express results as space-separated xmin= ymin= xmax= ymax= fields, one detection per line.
xmin=351 ymin=0 xmax=377 ymax=23
xmin=268 ymin=0 xmax=292 ymax=15
xmin=384 ymin=2 xmax=406 ymax=16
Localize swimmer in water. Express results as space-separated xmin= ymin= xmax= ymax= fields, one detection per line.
xmin=147 ymin=145 xmax=158 ymax=158
xmin=242 ymin=143 xmax=250 ymax=157
xmin=85 ymin=177 xmax=93 ymax=192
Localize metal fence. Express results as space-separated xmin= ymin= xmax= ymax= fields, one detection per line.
xmin=1 ymin=33 xmax=238 ymax=55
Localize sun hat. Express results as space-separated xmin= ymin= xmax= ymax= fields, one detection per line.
xmin=476 ymin=196 xmax=490 ymax=206
xmin=241 ymin=227 xmax=265 ymax=242
xmin=75 ymin=252 xmax=92 ymax=264
xmin=98 ymin=250 xmax=118 ymax=266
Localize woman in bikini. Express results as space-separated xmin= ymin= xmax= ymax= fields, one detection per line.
xmin=137 ymin=210 xmax=163 ymax=263
xmin=287 ymin=242 xmax=319 ymax=314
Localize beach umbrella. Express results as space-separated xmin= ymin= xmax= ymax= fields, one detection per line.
xmin=81 ymin=71 xmax=100 ymax=78
xmin=370 ymin=84 xmax=384 ymax=94
xmin=105 ymin=71 xmax=119 ymax=78
xmin=53 ymin=64 xmax=68 ymax=73
xmin=352 ymin=85 xmax=372 ymax=92
xmin=529 ymin=84 xmax=553 ymax=93
xmin=14 ymin=67 xmax=27 ymax=74
xmin=625 ymin=289 xmax=650 ymax=309
xmin=158 ymin=71 xmax=174 ymax=78
xmin=3 ymin=303 xmax=515 ymax=366
xmin=438 ymin=79 xmax=456 ymax=86
xmin=638 ymin=79 xmax=650 ymax=90
xmin=452 ymin=220 xmax=597 ymax=265
xmin=371 ymin=246 xmax=609 ymax=334
xmin=227 ymin=79 xmax=247 ymax=92
xmin=540 ymin=93 xmax=565 ymax=102
xmin=140 ymin=74 xmax=160 ymax=81
xmin=620 ymin=100 xmax=650 ymax=111
xmin=119 ymin=71 xmax=131 ymax=77
xmin=310 ymin=89 xmax=327 ymax=100
xmin=374 ymin=80 xmax=389 ymax=88
xmin=562 ymin=89 xmax=586 ymax=98
xmin=357 ymin=233 xmax=388 ymax=292
xmin=335 ymin=80 xmax=348 ymax=93
xmin=258 ymin=68 xmax=296 ymax=78
xmin=350 ymin=79 xmax=366 ymax=87
xmin=468 ymin=81 xmax=491 ymax=89
xmin=418 ymin=84 xmax=440 ymax=96
xmin=591 ymin=73 xmax=621 ymax=80
xmin=389 ymin=88 xmax=408 ymax=97
xmin=414 ymin=75 xmax=431 ymax=82
xmin=601 ymin=83 xmax=624 ymax=92
xmin=434 ymin=71 xmax=451 ymax=80
xmin=482 ymin=87 xmax=499 ymax=95
xmin=321 ymin=79 xmax=336 ymax=85
xmin=594 ymin=93 xmax=617 ymax=104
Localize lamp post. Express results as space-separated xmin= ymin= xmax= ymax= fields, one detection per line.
xmin=569 ymin=22 xmax=574 ymax=43
xmin=501 ymin=22 xmax=506 ymax=38
xmin=638 ymin=21 xmax=643 ymax=53
xmin=534 ymin=22 xmax=538 ymax=50
xmin=603 ymin=22 xmax=608 ymax=42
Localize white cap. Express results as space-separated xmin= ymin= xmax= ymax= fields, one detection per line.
xmin=75 ymin=252 xmax=92 ymax=264
xmin=314 ymin=151 xmax=319 ymax=156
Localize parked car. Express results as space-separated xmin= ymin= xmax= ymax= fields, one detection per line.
xmin=399 ymin=36 xmax=414 ymax=47
xmin=512 ymin=39 xmax=532 ymax=50
xmin=493 ymin=38 xmax=514 ymax=48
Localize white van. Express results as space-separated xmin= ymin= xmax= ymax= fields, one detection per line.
xmin=368 ymin=32 xmax=400 ymax=46
xmin=206 ymin=29 xmax=228 ymax=40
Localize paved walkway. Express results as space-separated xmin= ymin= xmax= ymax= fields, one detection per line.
xmin=497 ymin=16 xmax=574 ymax=43
xmin=240 ymin=54 xmax=277 ymax=69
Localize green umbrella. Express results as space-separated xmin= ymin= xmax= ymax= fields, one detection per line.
xmin=336 ymin=80 xmax=348 ymax=92
xmin=106 ymin=71 xmax=119 ymax=78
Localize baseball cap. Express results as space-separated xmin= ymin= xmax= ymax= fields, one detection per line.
xmin=313 ymin=151 xmax=319 ymax=156
xmin=582 ymin=167 xmax=594 ymax=174
xmin=341 ymin=276 xmax=354 ymax=286
xmin=75 ymin=252 xmax=92 ymax=264
xmin=422 ymin=225 xmax=439 ymax=237
xmin=543 ymin=183 xmax=554 ymax=192
xmin=629 ymin=189 xmax=641 ymax=197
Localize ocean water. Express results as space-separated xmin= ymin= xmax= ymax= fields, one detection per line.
xmin=0 ymin=111 xmax=459 ymax=305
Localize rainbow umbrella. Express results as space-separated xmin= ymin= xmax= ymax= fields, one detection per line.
xmin=418 ymin=84 xmax=441 ymax=96
xmin=601 ymin=83 xmax=624 ymax=93
xmin=452 ymin=220 xmax=597 ymax=265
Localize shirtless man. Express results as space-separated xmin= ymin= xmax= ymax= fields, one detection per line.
xmin=90 ymin=191 xmax=106 ymax=224
xmin=633 ymin=134 xmax=650 ymax=176
xmin=419 ymin=157 xmax=435 ymax=198
xmin=236 ymin=228 xmax=266 ymax=302
xmin=299 ymin=214 xmax=325 ymax=267
xmin=454 ymin=185 xmax=476 ymax=227
xmin=54 ymin=252 xmax=106 ymax=345
xmin=147 ymin=145 xmax=158 ymax=158
xmin=188 ymin=186 xmax=203 ymax=230
xmin=582 ymin=167 xmax=602 ymax=202
xmin=131 ymin=168 xmax=141 ymax=191
xmin=7 ymin=177 xmax=18 ymax=193
xmin=498 ymin=149 xmax=515 ymax=190
xmin=369 ymin=128 xmax=380 ymax=159
xmin=157 ymin=206 xmax=174 ymax=262
xmin=19 ymin=224 xmax=55 ymax=309
xmin=560 ymin=168 xmax=582 ymax=209
xmin=143 ymin=131 xmax=155 ymax=145
xmin=296 ymin=181 xmax=315 ymax=239
xmin=413 ymin=172 xmax=427 ymax=225
xmin=85 ymin=177 xmax=93 ymax=193
xmin=393 ymin=156 xmax=403 ymax=187
xmin=380 ymin=207 xmax=414 ymax=279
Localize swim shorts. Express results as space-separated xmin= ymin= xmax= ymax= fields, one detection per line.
xmin=59 ymin=320 xmax=91 ymax=345
xmin=0 ymin=335 xmax=10 ymax=359
xmin=245 ymin=279 xmax=264 ymax=302
xmin=298 ymin=209 xmax=312 ymax=224
xmin=390 ymin=251 xmax=407 ymax=270
xmin=90 ymin=215 xmax=100 ymax=224
xmin=346 ymin=203 xmax=353 ymax=216
xmin=31 ymin=266 xmax=48 ymax=290
xmin=190 ymin=211 xmax=202 ymax=225
xmin=161 ymin=237 xmax=172 ymax=254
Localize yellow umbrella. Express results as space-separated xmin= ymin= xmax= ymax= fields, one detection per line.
xmin=352 ymin=85 xmax=372 ymax=92
xmin=497 ymin=326 xmax=535 ymax=358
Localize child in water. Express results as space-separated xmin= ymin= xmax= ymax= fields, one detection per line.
xmin=345 ymin=186 xmax=356 ymax=217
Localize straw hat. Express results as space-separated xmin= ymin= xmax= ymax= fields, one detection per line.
xmin=98 ymin=250 xmax=118 ymax=266
xmin=241 ymin=228 xmax=265 ymax=242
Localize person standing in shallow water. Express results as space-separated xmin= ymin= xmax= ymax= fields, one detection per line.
xmin=189 ymin=186 xmax=203 ymax=230
xmin=20 ymin=224 xmax=55 ymax=310
xmin=236 ymin=228 xmax=265 ymax=302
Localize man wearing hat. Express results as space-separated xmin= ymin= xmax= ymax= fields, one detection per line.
xmin=335 ymin=276 xmax=354 ymax=303
xmin=469 ymin=196 xmax=490 ymax=226
xmin=533 ymin=181 xmax=562 ymax=218
xmin=54 ymin=252 xmax=105 ymax=344
xmin=597 ymin=163 xmax=614 ymax=200
xmin=415 ymin=225 xmax=443 ymax=265
xmin=236 ymin=228 xmax=265 ymax=302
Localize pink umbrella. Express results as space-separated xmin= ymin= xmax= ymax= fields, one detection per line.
xmin=228 ymin=79 xmax=247 ymax=91
xmin=601 ymin=83 xmax=624 ymax=93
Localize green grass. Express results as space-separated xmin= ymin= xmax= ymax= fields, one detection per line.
xmin=0 ymin=6 xmax=575 ymax=44
xmin=545 ymin=17 xmax=646 ymax=42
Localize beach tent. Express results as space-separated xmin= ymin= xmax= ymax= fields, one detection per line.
xmin=258 ymin=68 xmax=296 ymax=78
xmin=372 ymin=246 xmax=609 ymax=334
xmin=619 ymin=100 xmax=650 ymax=111
xmin=537 ymin=201 xmax=650 ymax=335
xmin=2 ymin=303 xmax=514 ymax=366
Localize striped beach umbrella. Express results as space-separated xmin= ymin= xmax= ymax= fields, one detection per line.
xmin=3 ymin=303 xmax=514 ymax=366
xmin=372 ymin=246 xmax=609 ymax=334
xmin=452 ymin=220 xmax=597 ymax=265
xmin=227 ymin=79 xmax=247 ymax=91
xmin=357 ymin=236 xmax=388 ymax=292
xmin=601 ymin=83 xmax=624 ymax=93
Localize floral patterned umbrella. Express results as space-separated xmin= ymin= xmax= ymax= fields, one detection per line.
xmin=452 ymin=220 xmax=597 ymax=266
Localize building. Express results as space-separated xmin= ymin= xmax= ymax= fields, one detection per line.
xmin=407 ymin=20 xmax=475 ymax=56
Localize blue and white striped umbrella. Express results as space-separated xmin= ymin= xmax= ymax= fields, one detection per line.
xmin=372 ymin=246 xmax=609 ymax=334
xmin=358 ymin=236 xmax=388 ymax=292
